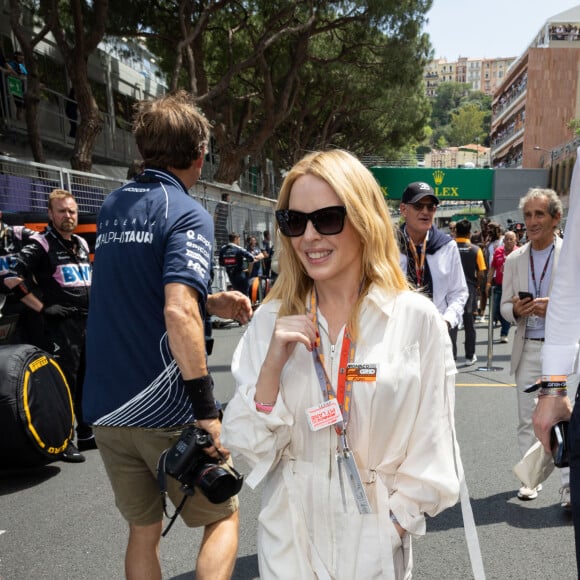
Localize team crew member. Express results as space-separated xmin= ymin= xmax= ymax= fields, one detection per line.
xmin=219 ymin=232 xmax=263 ymax=295
xmin=0 ymin=210 xmax=36 ymax=258
xmin=452 ymin=219 xmax=486 ymax=365
xmin=4 ymin=190 xmax=93 ymax=462
xmin=0 ymin=210 xmax=38 ymax=342
xmin=83 ymin=91 xmax=243 ymax=580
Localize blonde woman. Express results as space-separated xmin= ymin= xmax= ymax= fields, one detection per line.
xmin=223 ymin=150 xmax=460 ymax=579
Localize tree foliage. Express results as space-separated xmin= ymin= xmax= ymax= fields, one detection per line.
xmin=9 ymin=0 xmax=108 ymax=171
xmin=12 ymin=0 xmax=435 ymax=183
xmin=448 ymin=102 xmax=486 ymax=146
xmin=108 ymin=0 xmax=434 ymax=186
xmin=39 ymin=0 xmax=109 ymax=172
xmin=428 ymin=82 xmax=492 ymax=148
xmin=430 ymin=82 xmax=470 ymax=128
xmin=9 ymin=0 xmax=50 ymax=163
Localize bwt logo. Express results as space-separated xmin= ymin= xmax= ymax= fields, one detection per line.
xmin=59 ymin=264 xmax=91 ymax=285
xmin=0 ymin=255 xmax=17 ymax=274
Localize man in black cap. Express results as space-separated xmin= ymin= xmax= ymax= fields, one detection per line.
xmin=396 ymin=182 xmax=468 ymax=359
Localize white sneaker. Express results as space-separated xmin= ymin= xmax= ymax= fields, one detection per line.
xmin=465 ymin=355 xmax=477 ymax=366
xmin=517 ymin=484 xmax=542 ymax=501
xmin=560 ymin=486 xmax=571 ymax=510
xmin=500 ymin=336 xmax=509 ymax=344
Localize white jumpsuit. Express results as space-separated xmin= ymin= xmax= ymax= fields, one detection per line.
xmin=223 ymin=286 xmax=461 ymax=579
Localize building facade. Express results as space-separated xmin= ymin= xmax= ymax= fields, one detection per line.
xmin=490 ymin=5 xmax=580 ymax=201
xmin=424 ymin=56 xmax=515 ymax=98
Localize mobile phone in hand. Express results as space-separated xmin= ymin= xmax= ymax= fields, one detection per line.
xmin=518 ymin=291 xmax=534 ymax=301
xmin=551 ymin=421 xmax=569 ymax=468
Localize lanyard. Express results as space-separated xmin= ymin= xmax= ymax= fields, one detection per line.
xmin=406 ymin=235 xmax=427 ymax=288
xmin=529 ymin=243 xmax=554 ymax=298
xmin=309 ymin=291 xmax=356 ymax=435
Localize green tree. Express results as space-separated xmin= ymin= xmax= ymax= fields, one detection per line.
xmin=428 ymin=82 xmax=492 ymax=148
xmin=109 ymin=0 xmax=434 ymax=187
xmin=39 ymin=0 xmax=109 ymax=172
xmin=447 ymin=102 xmax=486 ymax=146
xmin=430 ymin=81 xmax=470 ymax=128
xmin=9 ymin=0 xmax=50 ymax=164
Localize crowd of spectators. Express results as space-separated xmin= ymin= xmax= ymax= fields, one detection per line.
xmin=491 ymin=110 xmax=525 ymax=150
xmin=493 ymin=72 xmax=528 ymax=118
xmin=549 ymin=24 xmax=580 ymax=41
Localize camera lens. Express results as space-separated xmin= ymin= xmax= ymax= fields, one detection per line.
xmin=194 ymin=464 xmax=243 ymax=504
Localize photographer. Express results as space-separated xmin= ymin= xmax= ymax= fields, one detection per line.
xmin=83 ymin=92 xmax=250 ymax=580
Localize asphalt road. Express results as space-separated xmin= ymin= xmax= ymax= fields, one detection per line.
xmin=0 ymin=319 xmax=576 ymax=580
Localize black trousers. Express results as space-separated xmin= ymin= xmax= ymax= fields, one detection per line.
xmin=43 ymin=316 xmax=92 ymax=440
xmin=228 ymin=271 xmax=250 ymax=296
xmin=449 ymin=285 xmax=477 ymax=360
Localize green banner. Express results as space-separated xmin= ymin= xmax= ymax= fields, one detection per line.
xmin=370 ymin=167 xmax=494 ymax=201
xmin=7 ymin=76 xmax=23 ymax=98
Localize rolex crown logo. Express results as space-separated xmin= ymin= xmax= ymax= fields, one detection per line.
xmin=433 ymin=170 xmax=445 ymax=185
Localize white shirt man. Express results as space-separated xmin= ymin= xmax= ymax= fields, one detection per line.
xmin=397 ymin=182 xmax=468 ymax=352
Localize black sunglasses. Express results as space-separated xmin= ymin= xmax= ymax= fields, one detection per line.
xmin=409 ymin=202 xmax=437 ymax=212
xmin=275 ymin=206 xmax=347 ymax=237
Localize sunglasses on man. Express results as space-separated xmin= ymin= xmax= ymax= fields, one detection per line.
xmin=407 ymin=202 xmax=437 ymax=212
xmin=275 ymin=206 xmax=347 ymax=237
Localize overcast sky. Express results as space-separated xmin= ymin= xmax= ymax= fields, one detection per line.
xmin=425 ymin=0 xmax=580 ymax=60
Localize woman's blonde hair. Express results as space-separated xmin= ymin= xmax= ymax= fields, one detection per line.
xmin=265 ymin=149 xmax=408 ymax=338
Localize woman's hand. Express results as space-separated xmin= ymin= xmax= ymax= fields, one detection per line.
xmin=264 ymin=315 xmax=317 ymax=373
xmin=255 ymin=315 xmax=317 ymax=404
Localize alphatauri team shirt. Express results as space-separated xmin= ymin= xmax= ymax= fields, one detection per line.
xmin=83 ymin=169 xmax=213 ymax=427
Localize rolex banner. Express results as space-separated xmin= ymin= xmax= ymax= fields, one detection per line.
xmin=0 ymin=344 xmax=74 ymax=468
xmin=370 ymin=167 xmax=494 ymax=201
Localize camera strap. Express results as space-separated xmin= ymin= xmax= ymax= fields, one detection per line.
xmin=157 ymin=449 xmax=192 ymax=537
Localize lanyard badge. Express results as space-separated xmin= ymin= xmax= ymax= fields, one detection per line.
xmin=308 ymin=290 xmax=373 ymax=514
xmin=337 ymin=433 xmax=372 ymax=514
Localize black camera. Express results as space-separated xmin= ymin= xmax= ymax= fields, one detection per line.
xmin=551 ymin=421 xmax=570 ymax=469
xmin=161 ymin=426 xmax=243 ymax=504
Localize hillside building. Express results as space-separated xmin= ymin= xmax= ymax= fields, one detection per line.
xmin=424 ymin=56 xmax=515 ymax=98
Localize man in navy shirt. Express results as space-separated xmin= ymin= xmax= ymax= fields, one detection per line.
xmin=83 ymin=91 xmax=250 ymax=579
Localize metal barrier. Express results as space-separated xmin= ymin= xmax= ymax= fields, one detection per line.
xmin=0 ymin=155 xmax=278 ymax=256
xmin=0 ymin=154 xmax=124 ymax=214
xmin=0 ymin=70 xmax=140 ymax=167
xmin=477 ymin=286 xmax=503 ymax=372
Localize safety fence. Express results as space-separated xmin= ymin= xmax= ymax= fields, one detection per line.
xmin=0 ymin=154 xmax=277 ymax=255
xmin=0 ymin=154 xmax=123 ymax=214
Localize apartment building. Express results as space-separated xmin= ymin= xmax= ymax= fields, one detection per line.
xmin=424 ymin=58 xmax=456 ymax=97
xmin=490 ymin=4 xmax=580 ymax=195
xmin=424 ymin=56 xmax=515 ymax=97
